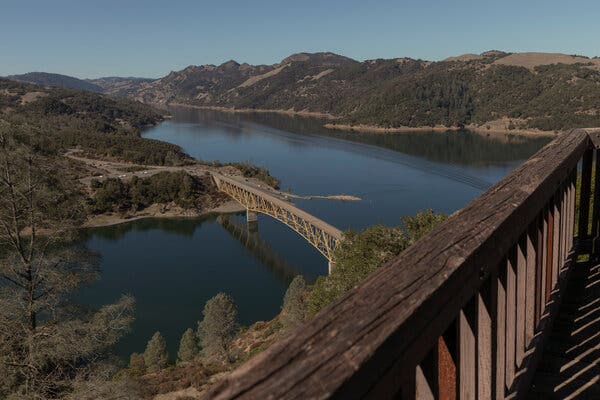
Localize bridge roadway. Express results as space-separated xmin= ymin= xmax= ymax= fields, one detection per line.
xmin=211 ymin=172 xmax=343 ymax=272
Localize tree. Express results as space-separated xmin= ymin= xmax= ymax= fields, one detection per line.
xmin=177 ymin=328 xmax=199 ymax=364
xmin=281 ymin=276 xmax=308 ymax=329
xmin=197 ymin=293 xmax=238 ymax=363
xmin=307 ymin=210 xmax=446 ymax=315
xmin=128 ymin=353 xmax=146 ymax=377
xmin=308 ymin=225 xmax=409 ymax=315
xmin=401 ymin=209 xmax=447 ymax=244
xmin=0 ymin=126 xmax=135 ymax=399
xmin=143 ymin=332 xmax=169 ymax=373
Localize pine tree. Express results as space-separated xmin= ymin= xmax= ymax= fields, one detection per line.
xmin=143 ymin=332 xmax=169 ymax=372
xmin=177 ymin=328 xmax=199 ymax=364
xmin=128 ymin=352 xmax=146 ymax=376
xmin=197 ymin=293 xmax=238 ymax=362
xmin=281 ymin=276 xmax=307 ymax=329
xmin=0 ymin=130 xmax=134 ymax=398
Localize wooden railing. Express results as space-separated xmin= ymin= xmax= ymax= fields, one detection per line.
xmin=204 ymin=129 xmax=599 ymax=400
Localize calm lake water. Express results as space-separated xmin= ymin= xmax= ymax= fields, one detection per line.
xmin=79 ymin=108 xmax=550 ymax=358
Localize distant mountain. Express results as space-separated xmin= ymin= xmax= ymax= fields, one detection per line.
xmin=6 ymin=72 xmax=104 ymax=93
xmin=126 ymin=52 xmax=359 ymax=105
xmin=8 ymin=51 xmax=600 ymax=132
xmin=88 ymin=76 xmax=154 ymax=97
xmin=122 ymin=51 xmax=600 ymax=132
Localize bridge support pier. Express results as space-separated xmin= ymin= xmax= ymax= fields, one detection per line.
xmin=246 ymin=210 xmax=258 ymax=232
xmin=328 ymin=261 xmax=336 ymax=274
xmin=246 ymin=210 xmax=258 ymax=223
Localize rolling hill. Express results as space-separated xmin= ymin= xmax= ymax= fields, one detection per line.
xmin=6 ymin=72 xmax=104 ymax=93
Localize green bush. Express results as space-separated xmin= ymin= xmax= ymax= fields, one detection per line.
xmin=90 ymin=171 xmax=214 ymax=214
xmin=308 ymin=210 xmax=446 ymax=315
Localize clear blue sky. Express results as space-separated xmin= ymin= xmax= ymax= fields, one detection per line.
xmin=2 ymin=0 xmax=599 ymax=79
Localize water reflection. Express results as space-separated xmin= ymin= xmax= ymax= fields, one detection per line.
xmin=166 ymin=107 xmax=551 ymax=165
xmin=216 ymin=215 xmax=303 ymax=285
xmin=84 ymin=217 xmax=200 ymax=241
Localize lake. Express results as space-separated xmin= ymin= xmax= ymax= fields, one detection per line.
xmin=78 ymin=108 xmax=550 ymax=359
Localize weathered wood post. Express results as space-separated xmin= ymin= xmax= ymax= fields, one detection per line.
xmin=591 ymin=148 xmax=600 ymax=259
xmin=579 ymin=147 xmax=593 ymax=241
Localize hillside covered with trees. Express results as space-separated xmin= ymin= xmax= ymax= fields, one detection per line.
xmin=0 ymin=78 xmax=191 ymax=165
xmin=120 ymin=51 xmax=600 ymax=132
xmin=11 ymin=51 xmax=600 ymax=133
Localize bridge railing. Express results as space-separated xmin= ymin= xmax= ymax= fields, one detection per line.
xmin=205 ymin=129 xmax=598 ymax=400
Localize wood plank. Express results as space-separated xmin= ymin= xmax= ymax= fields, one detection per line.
xmin=542 ymin=207 xmax=550 ymax=304
xmin=593 ymin=149 xmax=600 ymax=238
xmin=515 ymin=237 xmax=527 ymax=366
xmin=578 ymin=147 xmax=593 ymax=239
xmin=545 ymin=204 xmax=554 ymax=303
xmin=459 ymin=303 xmax=477 ymax=400
xmin=415 ymin=365 xmax=434 ymax=400
xmin=525 ymin=223 xmax=537 ymax=345
xmin=563 ymin=178 xmax=573 ymax=258
xmin=553 ymin=195 xmax=560 ymax=288
xmin=416 ymin=348 xmax=437 ymax=400
xmin=505 ymin=251 xmax=517 ymax=389
xmin=496 ymin=266 xmax=507 ymax=400
xmin=541 ymin=210 xmax=548 ymax=316
xmin=477 ymin=281 xmax=493 ymax=400
xmin=204 ymin=130 xmax=589 ymax=400
xmin=535 ymin=215 xmax=544 ymax=327
xmin=559 ymin=184 xmax=566 ymax=271
xmin=438 ymin=332 xmax=457 ymax=400
xmin=570 ymin=170 xmax=576 ymax=248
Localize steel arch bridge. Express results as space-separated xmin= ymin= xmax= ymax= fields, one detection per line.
xmin=212 ymin=173 xmax=342 ymax=266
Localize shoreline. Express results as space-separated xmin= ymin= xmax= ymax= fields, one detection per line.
xmin=164 ymin=103 xmax=557 ymax=138
xmin=325 ymin=122 xmax=557 ymax=138
xmin=83 ymin=200 xmax=245 ymax=228
xmin=465 ymin=124 xmax=557 ymax=138
xmin=168 ymin=103 xmax=337 ymax=120
xmin=324 ymin=123 xmax=460 ymax=134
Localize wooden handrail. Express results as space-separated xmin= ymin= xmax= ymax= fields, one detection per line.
xmin=204 ymin=129 xmax=596 ymax=400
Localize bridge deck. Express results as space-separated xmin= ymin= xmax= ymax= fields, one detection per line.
xmin=528 ymin=258 xmax=600 ymax=399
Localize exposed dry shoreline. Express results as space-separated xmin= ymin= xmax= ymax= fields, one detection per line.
xmin=465 ymin=124 xmax=557 ymax=138
xmin=324 ymin=123 xmax=460 ymax=134
xmin=169 ymin=103 xmax=337 ymax=120
xmin=325 ymin=122 xmax=557 ymax=138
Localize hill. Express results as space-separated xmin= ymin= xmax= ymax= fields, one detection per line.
xmin=122 ymin=51 xmax=600 ymax=133
xmin=0 ymin=78 xmax=186 ymax=165
xmin=88 ymin=76 xmax=154 ymax=97
xmin=6 ymin=72 xmax=104 ymax=92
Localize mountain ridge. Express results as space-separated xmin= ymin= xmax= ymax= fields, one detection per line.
xmin=6 ymin=72 xmax=105 ymax=93
xmin=7 ymin=51 xmax=600 ymax=132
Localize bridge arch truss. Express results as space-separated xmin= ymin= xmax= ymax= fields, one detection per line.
xmin=213 ymin=174 xmax=342 ymax=262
